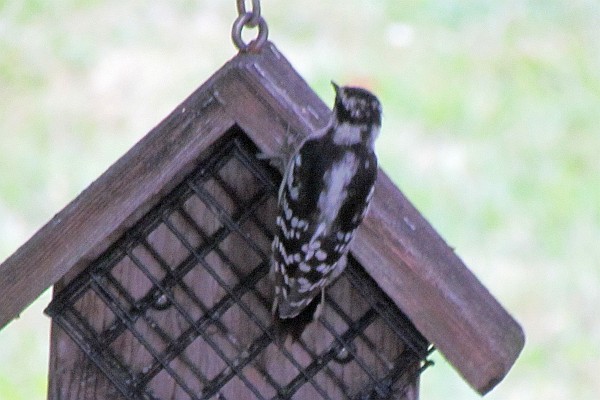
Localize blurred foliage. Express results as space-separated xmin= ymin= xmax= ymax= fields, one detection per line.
xmin=1 ymin=0 xmax=599 ymax=399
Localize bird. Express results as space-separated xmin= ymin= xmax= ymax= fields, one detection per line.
xmin=270 ymin=82 xmax=382 ymax=341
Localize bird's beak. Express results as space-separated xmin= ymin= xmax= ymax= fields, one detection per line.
xmin=331 ymin=81 xmax=340 ymax=95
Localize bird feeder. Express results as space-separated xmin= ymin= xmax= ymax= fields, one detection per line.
xmin=0 ymin=41 xmax=523 ymax=399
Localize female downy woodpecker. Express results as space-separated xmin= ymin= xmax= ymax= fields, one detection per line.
xmin=270 ymin=82 xmax=382 ymax=340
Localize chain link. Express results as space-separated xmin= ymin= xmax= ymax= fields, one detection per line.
xmin=236 ymin=0 xmax=261 ymax=27
xmin=232 ymin=0 xmax=269 ymax=52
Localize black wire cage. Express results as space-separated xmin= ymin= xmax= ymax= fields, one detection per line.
xmin=46 ymin=128 xmax=432 ymax=400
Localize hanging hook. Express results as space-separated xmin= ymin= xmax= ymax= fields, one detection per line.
xmin=232 ymin=0 xmax=269 ymax=52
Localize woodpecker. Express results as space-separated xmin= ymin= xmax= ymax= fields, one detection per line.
xmin=270 ymin=82 xmax=382 ymax=340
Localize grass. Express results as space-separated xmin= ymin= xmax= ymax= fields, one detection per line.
xmin=1 ymin=1 xmax=599 ymax=398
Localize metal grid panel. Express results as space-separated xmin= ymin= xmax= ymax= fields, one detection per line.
xmin=46 ymin=129 xmax=432 ymax=400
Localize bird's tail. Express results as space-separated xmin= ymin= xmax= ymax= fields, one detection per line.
xmin=273 ymin=296 xmax=321 ymax=343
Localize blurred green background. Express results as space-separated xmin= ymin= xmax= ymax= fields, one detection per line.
xmin=1 ymin=0 xmax=598 ymax=399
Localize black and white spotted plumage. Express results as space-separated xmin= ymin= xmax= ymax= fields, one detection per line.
xmin=271 ymin=83 xmax=382 ymax=339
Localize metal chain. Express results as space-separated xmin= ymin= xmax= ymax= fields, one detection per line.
xmin=232 ymin=0 xmax=269 ymax=52
xmin=236 ymin=0 xmax=261 ymax=27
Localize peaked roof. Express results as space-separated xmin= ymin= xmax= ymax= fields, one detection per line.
xmin=0 ymin=42 xmax=523 ymax=395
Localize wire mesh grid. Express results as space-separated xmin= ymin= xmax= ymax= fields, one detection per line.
xmin=46 ymin=128 xmax=433 ymax=400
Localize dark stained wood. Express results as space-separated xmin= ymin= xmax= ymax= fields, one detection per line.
xmin=1 ymin=42 xmax=523 ymax=396
xmin=0 ymin=95 xmax=233 ymax=329
xmin=353 ymin=173 xmax=525 ymax=395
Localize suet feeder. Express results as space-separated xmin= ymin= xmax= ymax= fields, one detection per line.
xmin=0 ymin=41 xmax=523 ymax=399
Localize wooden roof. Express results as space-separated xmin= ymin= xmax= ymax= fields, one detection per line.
xmin=0 ymin=42 xmax=524 ymax=395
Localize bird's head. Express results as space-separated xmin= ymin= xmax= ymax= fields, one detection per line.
xmin=331 ymin=82 xmax=382 ymax=148
xmin=332 ymin=82 xmax=382 ymax=127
